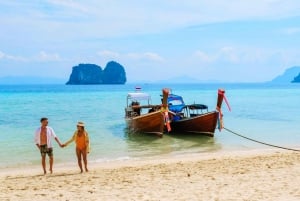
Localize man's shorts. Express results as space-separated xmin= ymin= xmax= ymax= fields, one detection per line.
xmin=40 ymin=145 xmax=53 ymax=157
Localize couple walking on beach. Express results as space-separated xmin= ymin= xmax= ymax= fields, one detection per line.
xmin=34 ymin=117 xmax=90 ymax=174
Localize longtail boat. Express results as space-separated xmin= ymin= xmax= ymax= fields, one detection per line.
xmin=125 ymin=88 xmax=169 ymax=137
xmin=167 ymin=89 xmax=230 ymax=137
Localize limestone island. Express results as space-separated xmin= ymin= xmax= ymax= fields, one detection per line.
xmin=66 ymin=61 xmax=127 ymax=85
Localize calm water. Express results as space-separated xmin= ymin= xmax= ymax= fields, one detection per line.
xmin=0 ymin=83 xmax=299 ymax=169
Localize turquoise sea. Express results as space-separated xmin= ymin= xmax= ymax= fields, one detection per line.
xmin=0 ymin=83 xmax=299 ymax=169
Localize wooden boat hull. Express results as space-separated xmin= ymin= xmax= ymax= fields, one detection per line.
xmin=170 ymin=111 xmax=219 ymax=137
xmin=126 ymin=111 xmax=165 ymax=137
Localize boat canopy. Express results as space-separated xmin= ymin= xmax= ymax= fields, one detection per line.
xmin=168 ymin=94 xmax=185 ymax=113
xmin=127 ymin=92 xmax=151 ymax=101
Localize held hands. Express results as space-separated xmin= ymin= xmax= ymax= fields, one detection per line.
xmin=59 ymin=143 xmax=66 ymax=148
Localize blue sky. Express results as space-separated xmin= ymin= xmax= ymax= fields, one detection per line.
xmin=1 ymin=0 xmax=300 ymax=83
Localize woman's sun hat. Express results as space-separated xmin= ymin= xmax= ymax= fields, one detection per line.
xmin=77 ymin=121 xmax=85 ymax=127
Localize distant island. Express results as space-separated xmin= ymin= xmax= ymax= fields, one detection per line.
xmin=1 ymin=64 xmax=300 ymax=85
xmin=292 ymin=72 xmax=300 ymax=83
xmin=270 ymin=66 xmax=300 ymax=83
xmin=66 ymin=61 xmax=127 ymax=85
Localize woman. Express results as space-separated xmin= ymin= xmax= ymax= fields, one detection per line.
xmin=63 ymin=122 xmax=90 ymax=173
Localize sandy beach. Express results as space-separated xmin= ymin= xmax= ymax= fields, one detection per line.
xmin=1 ymin=149 xmax=299 ymax=201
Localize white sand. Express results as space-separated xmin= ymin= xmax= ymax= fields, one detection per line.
xmin=1 ymin=149 xmax=299 ymax=201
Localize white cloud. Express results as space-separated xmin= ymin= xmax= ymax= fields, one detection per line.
xmin=36 ymin=51 xmax=61 ymax=62
xmin=194 ymin=46 xmax=296 ymax=65
xmin=144 ymin=52 xmax=165 ymax=62
xmin=97 ymin=50 xmax=120 ymax=59
xmin=194 ymin=51 xmax=215 ymax=63
xmin=194 ymin=47 xmax=239 ymax=63
xmin=2 ymin=0 xmax=300 ymax=38
xmin=97 ymin=50 xmax=164 ymax=62
xmin=0 ymin=51 xmax=27 ymax=61
xmin=0 ymin=50 xmax=62 ymax=62
xmin=127 ymin=52 xmax=165 ymax=62
xmin=82 ymin=0 xmax=300 ymax=37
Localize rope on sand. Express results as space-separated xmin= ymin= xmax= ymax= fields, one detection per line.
xmin=224 ymin=127 xmax=300 ymax=152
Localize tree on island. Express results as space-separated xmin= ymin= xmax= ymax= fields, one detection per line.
xmin=66 ymin=61 xmax=126 ymax=85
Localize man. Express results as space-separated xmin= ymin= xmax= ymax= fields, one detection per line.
xmin=34 ymin=117 xmax=62 ymax=174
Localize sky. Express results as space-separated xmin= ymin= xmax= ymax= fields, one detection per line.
xmin=1 ymin=0 xmax=300 ymax=83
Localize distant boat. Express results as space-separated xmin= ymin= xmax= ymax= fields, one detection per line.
xmin=167 ymin=89 xmax=229 ymax=137
xmin=125 ymin=88 xmax=169 ymax=137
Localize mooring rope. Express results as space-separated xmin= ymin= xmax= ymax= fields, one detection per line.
xmin=224 ymin=127 xmax=300 ymax=152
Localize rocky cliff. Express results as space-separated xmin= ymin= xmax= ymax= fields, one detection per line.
xmin=66 ymin=61 xmax=126 ymax=85
xmin=103 ymin=61 xmax=127 ymax=84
